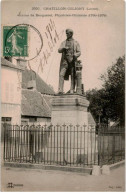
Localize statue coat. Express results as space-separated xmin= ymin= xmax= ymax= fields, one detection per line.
xmin=58 ymin=39 xmax=81 ymax=80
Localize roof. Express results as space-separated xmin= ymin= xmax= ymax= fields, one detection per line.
xmin=22 ymin=69 xmax=55 ymax=95
xmin=88 ymin=112 xmax=96 ymax=125
xmin=1 ymin=57 xmax=24 ymax=71
xmin=21 ymin=89 xmax=52 ymax=117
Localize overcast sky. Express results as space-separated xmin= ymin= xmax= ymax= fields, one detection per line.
xmin=2 ymin=0 xmax=125 ymax=92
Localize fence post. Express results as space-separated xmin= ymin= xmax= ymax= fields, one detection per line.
xmin=69 ymin=124 xmax=71 ymax=166
xmin=98 ymin=127 xmax=101 ymax=166
xmin=3 ymin=123 xmax=7 ymax=161
xmin=112 ymin=134 xmax=115 ymax=163
xmin=63 ymin=124 xmax=66 ymax=165
xmin=56 ymin=124 xmax=59 ymax=164
xmin=83 ymin=124 xmax=86 ymax=166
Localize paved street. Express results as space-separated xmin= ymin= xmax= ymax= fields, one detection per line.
xmin=1 ymin=164 xmax=125 ymax=192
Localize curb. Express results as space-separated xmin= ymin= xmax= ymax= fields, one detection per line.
xmin=3 ymin=160 xmax=125 ymax=175
xmin=109 ymin=160 xmax=125 ymax=170
xmin=4 ymin=162 xmax=92 ymax=174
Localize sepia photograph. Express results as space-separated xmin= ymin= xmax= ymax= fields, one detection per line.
xmin=1 ymin=0 xmax=125 ymax=192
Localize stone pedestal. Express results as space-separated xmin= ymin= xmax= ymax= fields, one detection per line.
xmin=42 ymin=94 xmax=97 ymax=165
xmin=51 ymin=94 xmax=89 ymax=126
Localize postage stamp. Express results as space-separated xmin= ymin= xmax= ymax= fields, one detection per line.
xmin=3 ymin=26 xmax=28 ymax=57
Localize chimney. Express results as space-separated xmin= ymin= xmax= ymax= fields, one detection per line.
xmin=16 ymin=58 xmax=27 ymax=69
xmin=27 ymin=80 xmax=36 ymax=90
xmin=4 ymin=56 xmax=12 ymax=62
xmin=27 ymin=70 xmax=36 ymax=90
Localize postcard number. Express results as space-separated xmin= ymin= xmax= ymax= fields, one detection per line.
xmin=32 ymin=7 xmax=40 ymax=10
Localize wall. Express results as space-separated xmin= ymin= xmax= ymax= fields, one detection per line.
xmin=1 ymin=66 xmax=22 ymax=124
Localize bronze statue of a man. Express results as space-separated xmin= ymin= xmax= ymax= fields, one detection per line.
xmin=58 ymin=29 xmax=81 ymax=94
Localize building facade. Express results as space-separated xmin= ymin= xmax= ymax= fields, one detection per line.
xmin=1 ymin=57 xmax=24 ymax=125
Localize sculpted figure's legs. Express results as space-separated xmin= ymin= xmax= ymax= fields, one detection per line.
xmin=70 ymin=66 xmax=75 ymax=93
xmin=58 ymin=68 xmax=67 ymax=93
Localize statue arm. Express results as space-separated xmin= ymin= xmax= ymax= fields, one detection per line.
xmin=74 ymin=42 xmax=81 ymax=58
xmin=58 ymin=41 xmax=65 ymax=53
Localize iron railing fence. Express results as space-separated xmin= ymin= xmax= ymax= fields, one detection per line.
xmin=3 ymin=124 xmax=98 ymax=167
xmin=3 ymin=124 xmax=125 ymax=167
xmin=98 ymin=126 xmax=125 ymax=166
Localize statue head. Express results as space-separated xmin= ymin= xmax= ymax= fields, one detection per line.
xmin=66 ymin=29 xmax=73 ymax=39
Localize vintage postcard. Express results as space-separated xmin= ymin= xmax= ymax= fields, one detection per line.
xmin=1 ymin=0 xmax=125 ymax=192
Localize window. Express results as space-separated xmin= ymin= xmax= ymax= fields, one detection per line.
xmin=1 ymin=117 xmax=12 ymax=141
xmin=1 ymin=117 xmax=11 ymax=124
xmin=29 ymin=117 xmax=37 ymax=122
xmin=21 ymin=120 xmax=28 ymax=126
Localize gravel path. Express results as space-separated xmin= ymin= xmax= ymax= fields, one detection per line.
xmin=1 ymin=164 xmax=125 ymax=192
